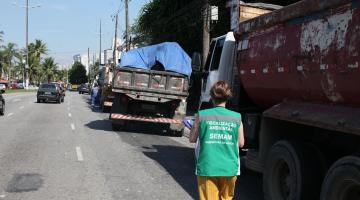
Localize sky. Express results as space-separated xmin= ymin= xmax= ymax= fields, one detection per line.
xmin=0 ymin=0 xmax=150 ymax=67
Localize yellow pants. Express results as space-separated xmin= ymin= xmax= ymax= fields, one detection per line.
xmin=197 ymin=176 xmax=237 ymax=200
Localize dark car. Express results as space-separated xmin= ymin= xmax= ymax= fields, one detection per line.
xmin=0 ymin=89 xmax=5 ymax=115
xmin=78 ymin=83 xmax=90 ymax=94
xmin=37 ymin=83 xmax=64 ymax=103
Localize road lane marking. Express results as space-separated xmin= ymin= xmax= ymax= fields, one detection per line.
xmin=7 ymin=113 xmax=13 ymax=117
xmin=19 ymin=106 xmax=24 ymax=109
xmin=76 ymin=146 xmax=84 ymax=161
xmin=68 ymin=113 xmax=72 ymax=117
xmin=70 ymin=123 xmax=75 ymax=130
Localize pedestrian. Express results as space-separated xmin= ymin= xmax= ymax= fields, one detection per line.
xmin=189 ymin=81 xmax=245 ymax=200
xmin=91 ymin=82 xmax=99 ymax=107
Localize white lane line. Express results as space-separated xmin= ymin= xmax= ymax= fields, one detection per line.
xmin=7 ymin=113 xmax=13 ymax=117
xmin=70 ymin=123 xmax=75 ymax=130
xmin=76 ymin=146 xmax=84 ymax=161
xmin=19 ymin=106 xmax=24 ymax=109
xmin=68 ymin=113 xmax=72 ymax=117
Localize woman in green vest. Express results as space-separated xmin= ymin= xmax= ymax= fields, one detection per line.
xmin=189 ymin=81 xmax=245 ymax=200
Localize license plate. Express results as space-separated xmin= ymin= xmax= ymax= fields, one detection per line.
xmin=45 ymin=92 xmax=51 ymax=95
xmin=142 ymin=104 xmax=155 ymax=110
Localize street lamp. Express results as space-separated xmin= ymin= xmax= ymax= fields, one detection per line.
xmin=13 ymin=1 xmax=41 ymax=89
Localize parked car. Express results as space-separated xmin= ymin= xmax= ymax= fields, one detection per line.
xmin=37 ymin=83 xmax=64 ymax=103
xmin=9 ymin=83 xmax=22 ymax=89
xmin=0 ymin=89 xmax=5 ymax=115
xmin=78 ymin=83 xmax=90 ymax=94
xmin=0 ymin=84 xmax=6 ymax=90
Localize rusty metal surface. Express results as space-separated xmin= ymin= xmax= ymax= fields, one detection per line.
xmin=237 ymin=0 xmax=360 ymax=109
xmin=264 ymin=101 xmax=360 ymax=135
xmin=237 ymin=0 xmax=353 ymax=35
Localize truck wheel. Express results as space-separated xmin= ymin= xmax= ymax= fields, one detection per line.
xmin=264 ymin=140 xmax=322 ymax=200
xmin=320 ymin=156 xmax=360 ymax=200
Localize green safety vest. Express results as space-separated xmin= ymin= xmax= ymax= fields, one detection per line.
xmin=195 ymin=106 xmax=241 ymax=176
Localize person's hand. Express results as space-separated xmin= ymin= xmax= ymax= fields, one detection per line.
xmin=183 ymin=118 xmax=194 ymax=129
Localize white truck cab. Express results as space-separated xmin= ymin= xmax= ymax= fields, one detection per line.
xmin=199 ymin=32 xmax=236 ymax=109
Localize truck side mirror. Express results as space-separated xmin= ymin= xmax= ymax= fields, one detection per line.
xmin=191 ymin=52 xmax=202 ymax=72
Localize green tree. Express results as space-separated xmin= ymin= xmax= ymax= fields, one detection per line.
xmin=89 ymin=61 xmax=99 ymax=83
xmin=13 ymin=51 xmax=26 ymax=81
xmin=132 ymin=0 xmax=230 ymax=55
xmin=69 ymin=61 xmax=88 ymax=84
xmin=28 ymin=39 xmax=48 ymax=83
xmin=42 ymin=57 xmax=58 ymax=83
xmin=55 ymin=69 xmax=68 ymax=83
xmin=2 ymin=43 xmax=18 ymax=81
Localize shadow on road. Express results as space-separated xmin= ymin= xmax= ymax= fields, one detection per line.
xmin=143 ymin=144 xmax=264 ymax=200
xmin=85 ymin=120 xmax=113 ymax=132
xmin=143 ymin=145 xmax=198 ymax=199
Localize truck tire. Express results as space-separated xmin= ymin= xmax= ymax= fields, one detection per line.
xmin=263 ymin=140 xmax=322 ymax=200
xmin=245 ymin=149 xmax=263 ymax=173
xmin=320 ymin=156 xmax=360 ymax=200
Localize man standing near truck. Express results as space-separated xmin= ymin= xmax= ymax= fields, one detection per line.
xmin=189 ymin=81 xmax=245 ymax=200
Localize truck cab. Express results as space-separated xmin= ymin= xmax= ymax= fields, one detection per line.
xmin=199 ymin=32 xmax=237 ymax=110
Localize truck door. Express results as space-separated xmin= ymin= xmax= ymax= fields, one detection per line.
xmin=200 ymin=37 xmax=226 ymax=107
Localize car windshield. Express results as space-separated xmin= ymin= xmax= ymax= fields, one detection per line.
xmin=40 ymin=84 xmax=56 ymax=89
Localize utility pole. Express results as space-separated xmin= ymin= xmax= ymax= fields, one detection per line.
xmin=99 ymin=20 xmax=102 ymax=65
xmin=202 ymin=0 xmax=210 ymax=65
xmin=88 ymin=47 xmax=90 ymax=82
xmin=113 ymin=12 xmax=119 ymax=68
xmin=125 ymin=0 xmax=129 ymax=51
xmin=25 ymin=0 xmax=29 ymax=88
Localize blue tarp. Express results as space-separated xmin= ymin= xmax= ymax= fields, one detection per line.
xmin=117 ymin=42 xmax=192 ymax=77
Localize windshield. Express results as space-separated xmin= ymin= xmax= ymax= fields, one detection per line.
xmin=40 ymin=84 xmax=56 ymax=89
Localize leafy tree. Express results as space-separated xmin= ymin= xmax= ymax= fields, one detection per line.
xmin=42 ymin=57 xmax=58 ymax=83
xmin=28 ymin=39 xmax=48 ymax=83
xmin=55 ymin=69 xmax=68 ymax=83
xmin=2 ymin=43 xmax=18 ymax=81
xmin=89 ymin=61 xmax=100 ymax=83
xmin=69 ymin=61 xmax=88 ymax=84
xmin=13 ymin=51 xmax=26 ymax=81
xmin=132 ymin=0 xmax=230 ymax=55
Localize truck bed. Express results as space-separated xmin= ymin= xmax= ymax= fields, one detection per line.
xmin=236 ymin=0 xmax=360 ymax=108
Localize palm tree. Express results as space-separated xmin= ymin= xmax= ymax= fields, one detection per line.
xmin=2 ymin=43 xmax=17 ymax=81
xmin=42 ymin=57 xmax=57 ymax=83
xmin=14 ymin=51 xmax=26 ymax=81
xmin=28 ymin=40 xmax=48 ymax=83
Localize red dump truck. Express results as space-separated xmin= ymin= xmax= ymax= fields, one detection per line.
xmin=199 ymin=0 xmax=360 ymax=199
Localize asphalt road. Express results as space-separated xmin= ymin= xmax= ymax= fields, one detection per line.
xmin=0 ymin=91 xmax=263 ymax=200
